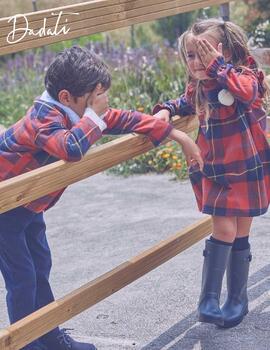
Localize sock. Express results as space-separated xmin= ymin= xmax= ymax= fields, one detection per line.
xmin=232 ymin=236 xmax=250 ymax=251
xmin=210 ymin=236 xmax=233 ymax=246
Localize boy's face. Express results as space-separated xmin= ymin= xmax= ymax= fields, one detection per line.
xmin=59 ymin=84 xmax=108 ymax=118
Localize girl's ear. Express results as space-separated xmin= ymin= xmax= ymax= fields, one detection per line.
xmin=223 ymin=49 xmax=232 ymax=62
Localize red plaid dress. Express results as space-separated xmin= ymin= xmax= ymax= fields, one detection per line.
xmin=0 ymin=99 xmax=172 ymax=213
xmin=154 ymin=56 xmax=270 ymax=217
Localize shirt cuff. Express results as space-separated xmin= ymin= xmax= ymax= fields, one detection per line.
xmin=84 ymin=107 xmax=107 ymax=131
xmin=206 ymin=56 xmax=226 ymax=78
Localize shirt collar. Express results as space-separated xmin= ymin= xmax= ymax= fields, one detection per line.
xmin=40 ymin=90 xmax=80 ymax=125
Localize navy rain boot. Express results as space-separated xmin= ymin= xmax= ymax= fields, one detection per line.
xmin=198 ymin=239 xmax=231 ymax=326
xmin=220 ymin=247 xmax=252 ymax=328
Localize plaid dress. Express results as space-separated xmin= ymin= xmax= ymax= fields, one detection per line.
xmin=154 ymin=56 xmax=270 ymax=217
xmin=0 ymin=97 xmax=172 ymax=213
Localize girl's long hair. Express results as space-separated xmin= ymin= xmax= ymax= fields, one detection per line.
xmin=178 ymin=18 xmax=269 ymax=120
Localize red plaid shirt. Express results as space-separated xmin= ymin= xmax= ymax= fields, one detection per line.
xmin=0 ymin=98 xmax=172 ymax=212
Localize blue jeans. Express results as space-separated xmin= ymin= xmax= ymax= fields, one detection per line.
xmin=0 ymin=206 xmax=59 ymax=349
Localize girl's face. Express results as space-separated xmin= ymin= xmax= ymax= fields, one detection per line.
xmin=185 ymin=33 xmax=220 ymax=80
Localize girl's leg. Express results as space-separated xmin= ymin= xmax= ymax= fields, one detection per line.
xmin=221 ymin=217 xmax=253 ymax=328
xmin=212 ymin=216 xmax=237 ymax=243
xmin=198 ymin=216 xmax=236 ymax=326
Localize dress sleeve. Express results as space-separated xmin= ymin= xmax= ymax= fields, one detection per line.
xmin=152 ymin=83 xmax=196 ymax=118
xmin=206 ymin=56 xmax=259 ymax=105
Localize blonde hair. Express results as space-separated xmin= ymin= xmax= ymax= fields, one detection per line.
xmin=178 ymin=18 xmax=269 ymax=119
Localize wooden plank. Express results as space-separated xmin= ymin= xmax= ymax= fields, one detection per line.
xmin=0 ymin=0 xmax=230 ymax=55
xmin=0 ymin=0 xmax=169 ymax=37
xmin=0 ymin=0 xmax=226 ymax=46
xmin=0 ymin=116 xmax=198 ymax=214
xmin=0 ymin=216 xmax=212 ymax=350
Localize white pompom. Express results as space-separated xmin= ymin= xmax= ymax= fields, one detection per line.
xmin=218 ymin=89 xmax=234 ymax=106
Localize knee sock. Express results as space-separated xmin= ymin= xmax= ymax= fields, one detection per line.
xmin=232 ymin=236 xmax=250 ymax=251
xmin=210 ymin=236 xmax=233 ymax=246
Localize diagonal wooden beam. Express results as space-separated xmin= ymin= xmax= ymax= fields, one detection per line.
xmin=0 ymin=216 xmax=212 ymax=350
xmin=0 ymin=116 xmax=198 ymax=214
xmin=0 ymin=0 xmax=230 ymax=55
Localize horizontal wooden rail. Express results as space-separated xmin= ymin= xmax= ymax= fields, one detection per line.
xmin=0 ymin=0 xmax=230 ymax=56
xmin=0 ymin=116 xmax=198 ymax=214
xmin=0 ymin=216 xmax=212 ymax=350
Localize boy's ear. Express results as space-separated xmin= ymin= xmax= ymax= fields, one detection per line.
xmin=58 ymin=90 xmax=72 ymax=106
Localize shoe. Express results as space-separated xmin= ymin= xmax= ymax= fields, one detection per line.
xmin=22 ymin=343 xmax=47 ymax=350
xmin=198 ymin=239 xmax=231 ymax=326
xmin=220 ymin=247 xmax=252 ymax=328
xmin=41 ymin=328 xmax=97 ymax=350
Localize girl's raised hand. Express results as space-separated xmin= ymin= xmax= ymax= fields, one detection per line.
xmin=197 ymin=39 xmax=223 ymax=68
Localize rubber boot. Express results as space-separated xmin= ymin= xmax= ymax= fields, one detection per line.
xmin=198 ymin=239 xmax=232 ymax=326
xmin=220 ymin=247 xmax=252 ymax=328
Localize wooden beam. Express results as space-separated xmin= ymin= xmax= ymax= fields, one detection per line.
xmin=0 ymin=116 xmax=198 ymax=214
xmin=0 ymin=0 xmax=230 ymax=55
xmin=0 ymin=216 xmax=212 ymax=350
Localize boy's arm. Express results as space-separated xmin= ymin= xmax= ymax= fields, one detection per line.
xmin=103 ymin=108 xmax=173 ymax=146
xmin=103 ymin=108 xmax=203 ymax=168
xmin=35 ymin=108 xmax=107 ymax=161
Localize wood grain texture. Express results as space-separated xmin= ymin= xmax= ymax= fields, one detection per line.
xmin=0 ymin=0 xmax=230 ymax=55
xmin=0 ymin=116 xmax=198 ymax=214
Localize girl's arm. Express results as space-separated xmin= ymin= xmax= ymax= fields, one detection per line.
xmin=206 ymin=56 xmax=259 ymax=105
xmin=152 ymin=85 xmax=196 ymax=120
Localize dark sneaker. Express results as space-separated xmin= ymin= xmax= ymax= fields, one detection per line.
xmin=41 ymin=329 xmax=97 ymax=350
xmin=22 ymin=344 xmax=47 ymax=350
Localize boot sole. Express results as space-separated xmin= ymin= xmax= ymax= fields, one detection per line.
xmin=199 ymin=314 xmax=224 ymax=326
xmin=219 ymin=309 xmax=249 ymax=329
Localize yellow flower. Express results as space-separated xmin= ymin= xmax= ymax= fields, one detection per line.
xmin=162 ymin=154 xmax=170 ymax=159
xmin=137 ymin=107 xmax=144 ymax=112
xmin=148 ymin=160 xmax=153 ymax=165
xmin=172 ymin=155 xmax=178 ymax=160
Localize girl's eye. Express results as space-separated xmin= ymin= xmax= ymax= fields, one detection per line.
xmin=187 ymin=53 xmax=195 ymax=59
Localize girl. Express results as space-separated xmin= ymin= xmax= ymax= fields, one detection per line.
xmin=154 ymin=19 xmax=270 ymax=328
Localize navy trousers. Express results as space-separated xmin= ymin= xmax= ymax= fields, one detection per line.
xmin=0 ymin=206 xmax=59 ymax=349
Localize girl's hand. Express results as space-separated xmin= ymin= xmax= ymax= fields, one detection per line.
xmin=168 ymin=129 xmax=203 ymax=171
xmin=153 ymin=109 xmax=170 ymax=122
xmin=181 ymin=134 xmax=203 ymax=171
xmin=197 ymin=39 xmax=223 ymax=68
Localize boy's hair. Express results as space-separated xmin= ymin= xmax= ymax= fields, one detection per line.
xmin=178 ymin=18 xmax=269 ymax=119
xmin=45 ymin=46 xmax=111 ymax=101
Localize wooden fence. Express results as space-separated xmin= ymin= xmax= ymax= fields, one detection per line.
xmin=0 ymin=1 xmax=234 ymax=348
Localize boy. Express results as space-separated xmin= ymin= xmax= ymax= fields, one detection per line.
xmin=0 ymin=46 xmax=202 ymax=350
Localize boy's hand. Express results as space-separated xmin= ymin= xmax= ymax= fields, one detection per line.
xmin=153 ymin=110 xmax=170 ymax=122
xmin=168 ymin=129 xmax=203 ymax=171
xmin=197 ymin=39 xmax=223 ymax=68
xmin=87 ymin=90 xmax=109 ymax=117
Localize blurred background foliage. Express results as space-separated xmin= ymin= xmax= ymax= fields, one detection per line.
xmin=0 ymin=1 xmax=269 ymax=179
